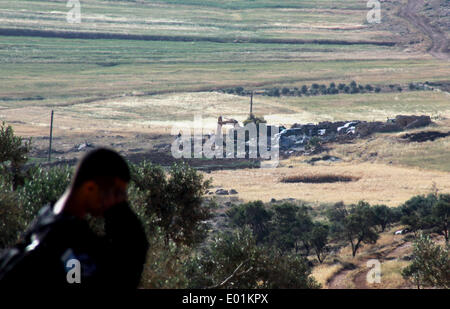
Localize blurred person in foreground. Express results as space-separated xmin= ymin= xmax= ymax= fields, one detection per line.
xmin=0 ymin=148 xmax=148 ymax=288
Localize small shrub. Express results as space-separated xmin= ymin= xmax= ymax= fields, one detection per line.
xmin=281 ymin=87 xmax=290 ymax=95
xmin=0 ymin=184 xmax=23 ymax=248
xmin=402 ymin=233 xmax=450 ymax=289
xmin=18 ymin=165 xmax=72 ymax=223
xmin=0 ymin=122 xmax=31 ymax=190
xmin=234 ymin=86 xmax=244 ymax=95
xmin=243 ymin=114 xmax=267 ymax=126
xmin=350 ymin=87 xmax=359 ymax=94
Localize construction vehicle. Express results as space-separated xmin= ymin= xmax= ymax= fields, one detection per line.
xmin=216 ymin=116 xmax=241 ymax=136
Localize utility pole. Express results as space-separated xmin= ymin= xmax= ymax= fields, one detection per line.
xmin=48 ymin=110 xmax=54 ymax=162
xmin=249 ymin=91 xmax=253 ymax=116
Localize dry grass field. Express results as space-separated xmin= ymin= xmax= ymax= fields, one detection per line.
xmin=207 ymin=161 xmax=450 ymax=207
xmin=2 ymin=89 xmax=449 ymax=135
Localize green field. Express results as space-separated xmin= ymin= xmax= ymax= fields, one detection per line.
xmin=1 ymin=0 xmax=448 ymax=107
xmin=0 ymin=34 xmax=446 ymax=107
xmin=0 ymin=0 xmax=379 ymax=40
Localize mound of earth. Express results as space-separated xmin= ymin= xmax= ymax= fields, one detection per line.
xmin=280 ymin=174 xmax=359 ymax=184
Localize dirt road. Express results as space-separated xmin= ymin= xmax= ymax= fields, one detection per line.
xmin=398 ymin=0 xmax=449 ymax=60
xmin=351 ymin=241 xmax=412 ymax=289
xmin=327 ymin=267 xmax=353 ymax=289
xmin=327 ymin=240 xmax=409 ymax=289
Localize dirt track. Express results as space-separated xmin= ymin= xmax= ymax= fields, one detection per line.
xmin=398 ymin=0 xmax=449 ymax=60
xmin=327 ymin=267 xmax=352 ymax=289
xmin=351 ymin=241 xmax=412 ymax=289
xmin=327 ymin=239 xmax=409 ymax=289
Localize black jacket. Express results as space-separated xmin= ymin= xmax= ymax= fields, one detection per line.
xmin=0 ymin=202 xmax=148 ymax=288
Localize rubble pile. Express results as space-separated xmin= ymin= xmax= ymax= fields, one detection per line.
xmin=277 ymin=115 xmax=432 ymax=154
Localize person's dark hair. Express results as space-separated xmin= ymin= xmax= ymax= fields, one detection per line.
xmin=71 ymin=148 xmax=130 ymax=189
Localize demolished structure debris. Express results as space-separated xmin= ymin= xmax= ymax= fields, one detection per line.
xmin=276 ymin=115 xmax=432 ymax=155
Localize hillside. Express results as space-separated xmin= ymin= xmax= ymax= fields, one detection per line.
xmin=0 ymin=0 xmax=449 ymax=290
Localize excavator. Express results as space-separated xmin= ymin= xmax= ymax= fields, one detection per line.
xmin=216 ymin=116 xmax=241 ymax=134
xmin=205 ymin=116 xmax=241 ymax=145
